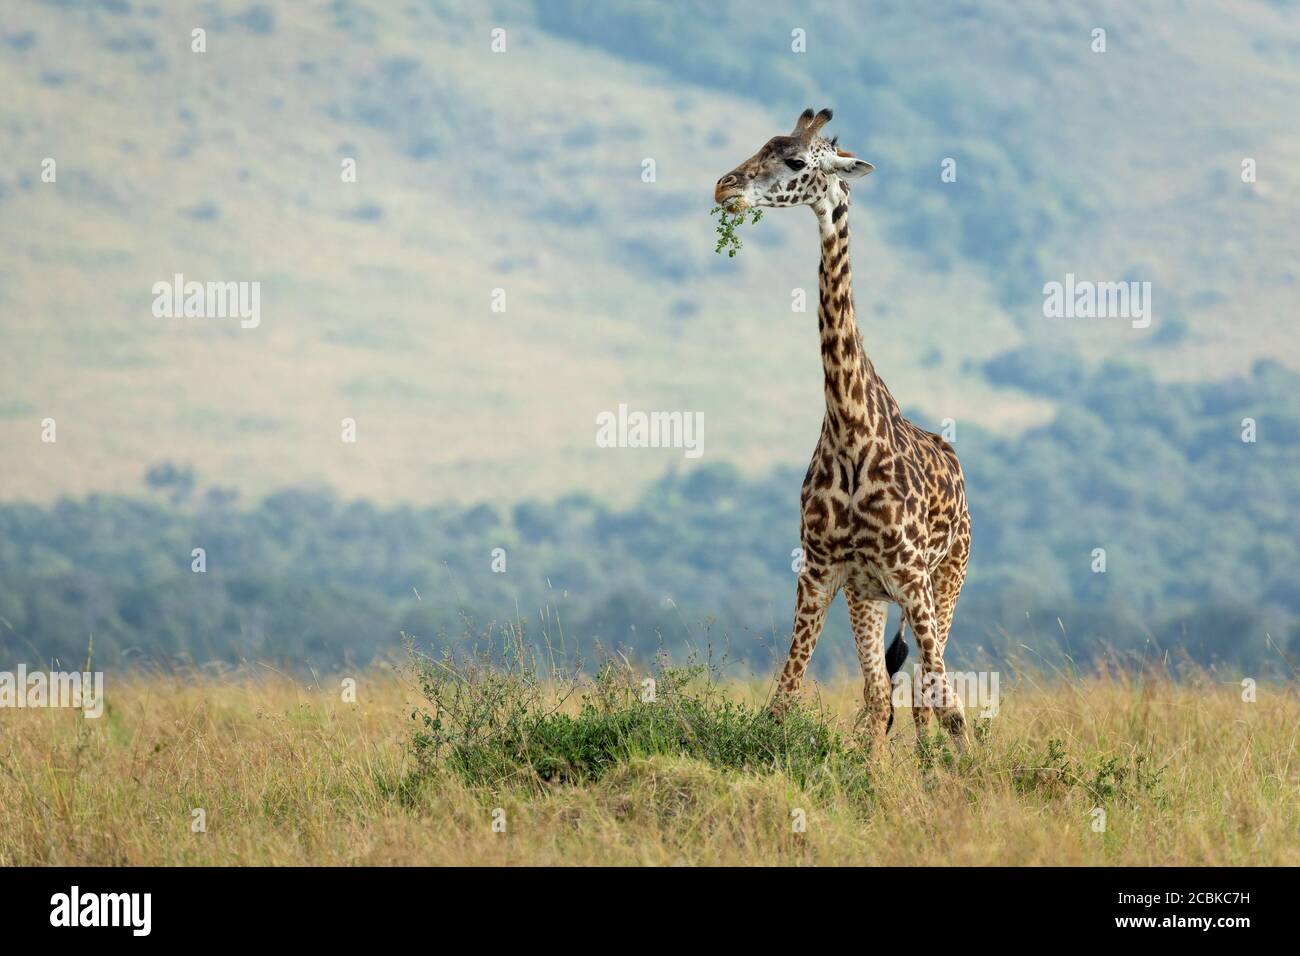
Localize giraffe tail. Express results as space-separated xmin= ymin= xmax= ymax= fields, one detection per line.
xmin=884 ymin=623 xmax=908 ymax=677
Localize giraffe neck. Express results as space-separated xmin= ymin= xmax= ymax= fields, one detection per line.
xmin=812 ymin=183 xmax=894 ymax=447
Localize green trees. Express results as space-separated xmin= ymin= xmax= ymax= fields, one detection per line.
xmin=1 ymin=357 xmax=1295 ymax=675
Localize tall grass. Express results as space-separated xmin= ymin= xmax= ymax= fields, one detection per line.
xmin=0 ymin=654 xmax=1296 ymax=865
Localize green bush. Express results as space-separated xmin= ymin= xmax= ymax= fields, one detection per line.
xmin=406 ymin=634 xmax=862 ymax=792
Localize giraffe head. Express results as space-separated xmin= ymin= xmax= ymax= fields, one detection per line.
xmin=714 ymin=108 xmax=874 ymax=212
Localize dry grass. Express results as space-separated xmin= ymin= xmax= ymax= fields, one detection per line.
xmin=0 ymin=666 xmax=1296 ymax=866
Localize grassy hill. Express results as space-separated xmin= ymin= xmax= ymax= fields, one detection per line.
xmin=4 ymin=0 xmax=1297 ymax=507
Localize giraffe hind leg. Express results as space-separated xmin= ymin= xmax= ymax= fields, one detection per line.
xmin=883 ymin=620 xmax=908 ymax=732
xmin=900 ymin=577 xmax=967 ymax=749
xmin=929 ymin=537 xmax=970 ymax=743
xmin=846 ymin=590 xmax=892 ymax=749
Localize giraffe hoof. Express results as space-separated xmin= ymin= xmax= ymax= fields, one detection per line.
xmin=942 ymin=712 xmax=969 ymax=751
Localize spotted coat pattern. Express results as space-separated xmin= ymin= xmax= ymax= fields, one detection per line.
xmin=716 ymin=109 xmax=971 ymax=749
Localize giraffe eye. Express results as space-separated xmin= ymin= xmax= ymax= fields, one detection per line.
xmin=785 ymin=158 xmax=806 ymax=172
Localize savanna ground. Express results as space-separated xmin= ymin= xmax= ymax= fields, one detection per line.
xmin=1 ymin=649 xmax=1296 ymax=866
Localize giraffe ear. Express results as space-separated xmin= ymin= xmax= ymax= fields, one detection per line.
xmin=826 ymin=153 xmax=874 ymax=180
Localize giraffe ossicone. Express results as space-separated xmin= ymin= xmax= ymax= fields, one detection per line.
xmin=714 ymin=107 xmax=972 ymax=750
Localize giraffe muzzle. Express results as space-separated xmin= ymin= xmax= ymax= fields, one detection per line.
xmin=714 ymin=174 xmax=744 ymax=207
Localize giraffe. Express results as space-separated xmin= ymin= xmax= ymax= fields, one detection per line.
xmin=714 ymin=108 xmax=971 ymax=750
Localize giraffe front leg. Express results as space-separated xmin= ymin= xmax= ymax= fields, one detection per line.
xmin=771 ymin=571 xmax=833 ymax=719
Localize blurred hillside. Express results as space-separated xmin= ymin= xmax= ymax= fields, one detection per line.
xmin=3 ymin=2 xmax=1299 ymax=673
xmin=3 ymin=0 xmax=1298 ymax=507
xmin=3 ymin=354 xmax=1297 ymax=673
